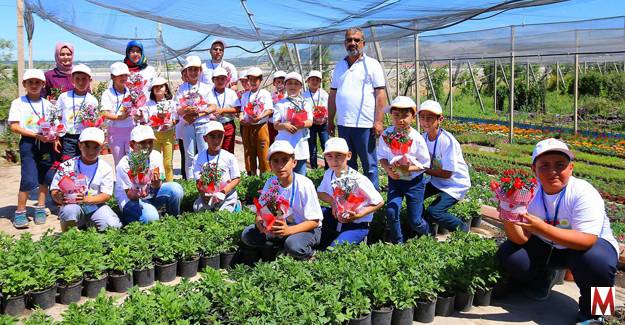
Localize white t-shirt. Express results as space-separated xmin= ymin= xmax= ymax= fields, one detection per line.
xmin=57 ymin=90 xmax=99 ymax=134
xmin=237 ymin=89 xmax=274 ymax=125
xmin=423 ymin=129 xmax=471 ymax=200
xmin=210 ymin=86 xmax=239 ymax=123
xmin=100 ymin=87 xmax=134 ymax=129
xmin=133 ymin=66 xmax=156 ymax=99
xmin=174 ymin=81 xmax=217 ymax=126
xmin=192 ymin=148 xmax=241 ymax=184
xmin=273 ymin=96 xmax=312 ymax=160
xmin=261 ymin=174 xmax=323 ymax=227
xmin=330 ymin=54 xmax=386 ymax=128
xmin=8 ymin=96 xmax=52 ymax=133
xmin=528 ymin=177 xmax=619 ymax=254
xmin=377 ymin=126 xmax=430 ymax=180
xmin=114 ymin=150 xmax=166 ymax=210
xmin=200 ymin=60 xmax=238 ymax=86
xmin=303 ymin=88 xmax=329 ymax=108
xmin=145 ymin=99 xmax=178 ymax=133
xmin=317 ymin=167 xmax=383 ymax=224
xmin=50 ymin=156 xmax=114 ymax=196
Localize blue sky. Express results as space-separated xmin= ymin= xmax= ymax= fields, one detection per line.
xmin=0 ymin=0 xmax=624 ymax=61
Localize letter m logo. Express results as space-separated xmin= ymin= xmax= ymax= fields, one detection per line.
xmin=591 ymin=286 xmax=615 ymax=316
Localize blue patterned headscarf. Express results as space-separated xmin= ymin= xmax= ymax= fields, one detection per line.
xmin=124 ymin=40 xmax=148 ymax=71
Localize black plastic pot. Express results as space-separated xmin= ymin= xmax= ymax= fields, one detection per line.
xmin=83 ymin=273 xmax=108 ymax=298
xmin=29 ymin=285 xmax=57 ymax=310
xmin=260 ymin=245 xmax=279 ymax=262
xmin=391 ymin=307 xmax=413 ymax=325
xmin=57 ymin=279 xmax=83 ymax=305
xmin=178 ymin=256 xmax=200 ymax=278
xmin=155 ymin=261 xmax=178 ymax=283
xmin=435 ymin=292 xmax=455 ymax=316
xmin=437 ymin=226 xmax=449 ymax=235
xmin=108 ymin=272 xmax=133 ymax=293
xmin=554 ymin=269 xmax=566 ymax=285
xmin=470 ymin=215 xmax=482 ymax=228
xmin=348 ymin=312 xmax=372 ymax=325
xmin=454 ymin=291 xmax=474 ymax=312
xmin=371 ymin=306 xmax=393 ymax=325
xmin=1 ymin=295 xmax=25 ymax=316
xmin=220 ymin=251 xmax=235 ymax=270
xmin=474 ymin=288 xmax=493 ymax=306
xmin=414 ymin=298 xmax=436 ymax=323
xmin=133 ymin=266 xmax=155 ymax=287
xmin=239 ymin=246 xmax=260 ymax=266
xmin=199 ymin=254 xmax=220 ymax=271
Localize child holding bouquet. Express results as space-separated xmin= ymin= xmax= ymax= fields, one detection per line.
xmin=210 ymin=67 xmax=240 ymax=154
xmin=192 ymin=121 xmax=241 ymax=212
xmin=238 ymin=67 xmax=274 ymax=176
xmin=240 ymin=141 xmax=323 ymax=260
xmin=57 ymin=64 xmax=100 ymax=158
xmin=304 ymin=70 xmax=329 ymax=169
xmin=101 ymin=62 xmax=134 ymax=166
xmin=8 ymin=69 xmax=59 ymax=228
xmin=273 ymin=72 xmax=313 ymax=175
xmin=269 ymin=70 xmax=286 ymax=144
xmin=115 ymin=125 xmax=184 ymax=225
xmin=497 ymin=139 xmax=619 ymax=324
xmin=378 ymin=96 xmax=431 ymax=242
xmin=418 ymin=100 xmax=471 ymax=233
xmin=146 ymin=77 xmax=176 ymax=182
xmin=317 ymin=137 xmax=383 ymax=247
xmin=50 ymin=128 xmax=121 ymax=231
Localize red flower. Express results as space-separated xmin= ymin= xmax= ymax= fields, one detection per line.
xmin=490 ymin=180 xmax=500 ymax=191
xmin=530 ymin=177 xmax=537 ymax=184
xmin=513 ymin=178 xmax=523 ymax=189
xmin=500 ymin=177 xmax=511 ymax=183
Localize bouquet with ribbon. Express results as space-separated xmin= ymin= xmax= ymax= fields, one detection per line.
xmin=38 ymin=103 xmax=66 ymax=141
xmin=197 ymin=161 xmax=226 ymax=205
xmin=149 ymin=101 xmax=174 ymax=132
xmin=490 ymin=169 xmax=538 ymax=222
xmin=127 ymin=149 xmax=153 ymax=197
xmin=253 ymin=179 xmax=290 ymax=235
xmin=312 ymin=105 xmax=327 ymax=124
xmin=331 ymin=171 xmax=371 ymax=224
xmin=286 ymin=98 xmax=308 ymax=127
xmin=52 ymin=157 xmax=89 ymax=204
xmin=243 ymin=99 xmax=264 ymax=122
xmin=46 ymin=87 xmax=64 ymax=105
xmin=382 ymin=128 xmax=422 ymax=180
xmin=77 ymin=102 xmax=104 ymax=128
xmin=122 ymin=73 xmax=148 ymax=125
xmin=178 ymin=91 xmax=207 ymax=123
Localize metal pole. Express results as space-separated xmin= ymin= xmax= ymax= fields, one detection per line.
xmin=424 ymin=63 xmax=437 ymax=102
xmin=556 ymin=61 xmax=560 ymax=91
xmin=292 ymin=43 xmax=304 ymax=82
xmin=240 ymin=0 xmax=278 ymax=71
xmin=318 ymin=44 xmax=323 ymax=88
xmin=285 ymin=43 xmax=297 ymax=71
xmin=526 ymin=61 xmax=529 ymax=109
xmin=369 ymin=26 xmax=391 ymax=101
xmin=396 ymin=39 xmax=400 ymax=97
xmin=414 ymin=34 xmax=420 ymax=132
xmin=448 ymin=59 xmax=453 ymax=119
xmin=509 ymin=26 xmax=515 ymax=143
xmin=16 ymin=0 xmax=25 ymax=95
xmin=468 ymin=61 xmax=485 ymax=113
xmin=493 ymin=59 xmax=497 ymax=112
xmin=499 ymin=60 xmax=510 ymax=89
xmin=574 ymin=31 xmax=579 ymax=135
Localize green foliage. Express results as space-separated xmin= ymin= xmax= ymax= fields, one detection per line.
xmin=92 ymin=81 xmax=108 ymax=103
xmin=430 ymin=66 xmax=448 ymax=102
xmin=0 ymin=314 xmax=18 ymax=325
xmin=60 ymin=293 xmax=124 ymax=324
xmin=23 ymin=309 xmax=54 ymax=325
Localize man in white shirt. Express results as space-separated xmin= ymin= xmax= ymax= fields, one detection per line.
xmin=200 ymin=39 xmax=238 ymax=89
xmin=328 ymin=27 xmax=387 ymax=188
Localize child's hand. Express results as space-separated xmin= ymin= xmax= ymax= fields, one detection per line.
xmin=68 ymin=193 xmax=85 ymax=205
xmin=386 ymin=166 xmax=401 ymax=180
xmin=338 ymin=210 xmax=358 ymax=223
xmin=271 ymin=219 xmax=291 ymax=237
xmin=52 ymin=191 xmax=64 ymax=205
xmin=284 ymin=123 xmax=298 ymax=134
xmin=255 ymin=216 xmax=266 ymax=232
xmin=249 ymin=114 xmax=262 ymax=124
xmin=127 ymin=188 xmax=143 ymax=200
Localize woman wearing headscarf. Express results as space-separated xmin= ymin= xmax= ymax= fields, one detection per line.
xmin=41 ymin=42 xmax=77 ymax=99
xmin=123 ymin=40 xmax=156 ymax=98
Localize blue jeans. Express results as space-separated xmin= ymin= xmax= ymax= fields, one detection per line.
xmin=19 ymin=137 xmax=56 ymax=191
xmin=308 ymin=123 xmax=329 ymax=169
xmin=241 ymin=225 xmax=321 ymax=260
xmin=60 ymin=134 xmax=80 ymax=160
xmin=423 ymin=182 xmax=465 ymax=232
xmin=337 ymin=126 xmax=378 ymax=189
xmin=387 ymin=174 xmax=428 ymax=243
xmin=497 ymin=236 xmax=617 ymax=319
xmin=120 ymin=182 xmax=184 ymax=225
xmin=320 ymin=207 xmax=369 ymax=247
xmin=182 ymin=123 xmax=209 ymax=177
xmin=294 ymin=159 xmax=307 ymax=176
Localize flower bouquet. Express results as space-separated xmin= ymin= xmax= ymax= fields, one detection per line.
xmin=38 ymin=103 xmax=66 ymax=141
xmin=77 ymin=102 xmax=104 ymax=128
xmin=286 ymin=98 xmax=308 ymax=127
xmin=149 ymin=101 xmax=174 ymax=132
xmin=197 ymin=161 xmax=227 ymax=205
xmin=243 ymin=100 xmax=264 ymax=123
xmin=331 ymin=171 xmax=371 ymax=225
xmin=127 ymin=149 xmax=153 ymax=197
xmin=272 ymin=90 xmax=285 ymax=104
xmin=382 ymin=129 xmax=422 ymax=180
xmin=123 ymin=73 xmax=148 ymax=125
xmin=253 ymin=179 xmax=290 ymax=236
xmin=312 ymin=105 xmax=327 ymax=124
xmin=490 ymin=169 xmax=538 ymax=222
xmin=46 ymin=87 xmax=64 ymax=105
xmin=178 ymin=91 xmax=207 ymax=123
xmin=52 ymin=157 xmax=88 ymax=204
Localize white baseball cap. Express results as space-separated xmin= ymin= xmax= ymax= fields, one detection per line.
xmin=385 ymin=96 xmax=417 ymax=113
xmin=204 ymin=121 xmax=225 ymax=135
xmin=79 ymin=127 xmax=105 ymax=145
xmin=306 ymin=70 xmax=322 ymax=81
xmin=238 ymin=70 xmax=248 ymax=80
xmin=23 ymin=69 xmax=45 ymax=82
xmin=418 ymin=100 xmax=443 ymax=115
xmin=267 ymin=140 xmax=294 ymax=159
xmin=183 ymin=55 xmax=203 ymax=70
xmin=284 ymin=72 xmax=303 ymax=84
xmin=273 ymin=70 xmax=287 ymax=80
xmin=130 ymin=125 xmax=156 ymax=142
xmin=246 ymin=67 xmax=263 ymax=77
xmin=110 ymin=62 xmax=130 ymax=76
xmin=323 ymin=137 xmax=350 ymax=155
xmin=212 ymin=67 xmax=228 ymax=78
xmin=72 ymin=64 xmax=92 ymax=77
xmin=211 ymin=39 xmax=226 ymax=48
xmin=149 ymin=77 xmax=168 ymax=91
xmin=531 ymin=138 xmax=574 ymax=163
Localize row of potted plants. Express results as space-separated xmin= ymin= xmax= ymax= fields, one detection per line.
xmin=2 ymin=232 xmax=501 ymax=324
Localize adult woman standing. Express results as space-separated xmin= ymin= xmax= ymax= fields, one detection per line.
xmin=41 ymin=42 xmax=76 ymax=99
xmin=123 ymin=40 xmax=156 ymax=98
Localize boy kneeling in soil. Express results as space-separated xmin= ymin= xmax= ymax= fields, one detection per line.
xmin=497 ymin=138 xmax=619 ymax=324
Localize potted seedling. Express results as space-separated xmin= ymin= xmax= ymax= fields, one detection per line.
xmin=369 ymin=270 xmax=394 ymax=325
xmin=28 ymin=251 xmax=61 ymax=310
xmin=131 ymin=238 xmax=155 ymax=287
xmin=56 ymin=255 xmax=84 ymax=305
xmin=107 ymin=246 xmax=134 ymax=293
xmin=0 ymin=268 xmax=32 ymax=316
xmin=176 ymin=230 xmax=201 ymax=278
xmin=152 ymin=230 xmax=178 ymax=282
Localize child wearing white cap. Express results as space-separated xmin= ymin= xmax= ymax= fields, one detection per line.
xmin=114 ymin=125 xmax=184 ymax=225
xmin=418 ymin=100 xmax=471 ymax=233
xmin=50 ymin=127 xmax=121 ymax=231
xmin=175 ymin=55 xmax=219 ymax=179
xmin=269 ymin=70 xmax=287 ymax=143
xmin=145 ymin=77 xmax=177 ymax=182
xmin=273 ymin=72 xmax=313 ymax=175
xmin=378 ymin=96 xmax=431 ymax=242
xmin=9 ymin=69 xmax=59 ymax=228
xmin=240 ymin=140 xmax=323 ymax=260
xmin=192 ymin=121 xmax=241 ymax=212
xmin=101 ymin=62 xmax=133 ymax=166
xmin=210 ymin=67 xmax=240 ymax=154
xmin=237 ymin=70 xmax=250 ymax=99
xmin=498 ymin=138 xmax=618 ymax=323
xmin=304 ymin=70 xmax=329 ymax=170
xmin=317 ymin=137 xmax=383 ymax=247
xmin=57 ymin=63 xmax=99 ymax=158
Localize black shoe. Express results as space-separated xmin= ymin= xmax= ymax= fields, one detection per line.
xmin=523 ymin=269 xmax=557 ymax=301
